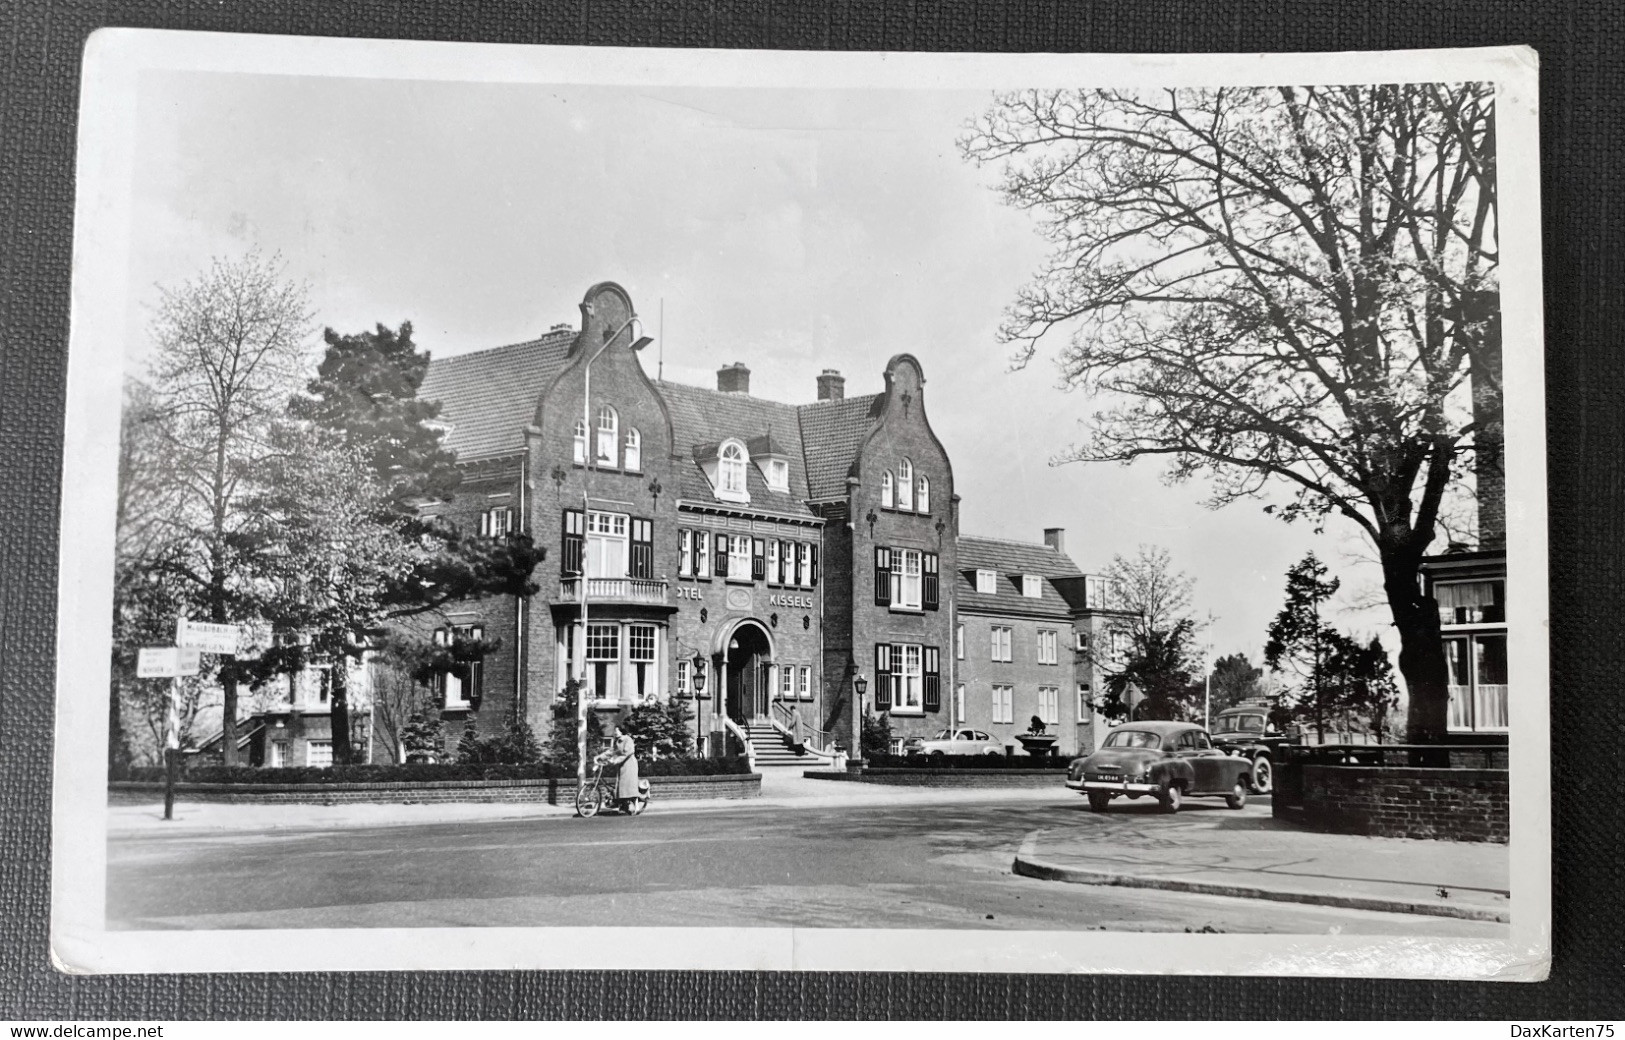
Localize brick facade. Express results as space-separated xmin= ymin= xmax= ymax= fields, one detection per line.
xmin=1275 ymin=765 xmax=1510 ymax=842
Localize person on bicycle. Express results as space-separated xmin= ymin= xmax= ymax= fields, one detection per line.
xmin=598 ymin=727 xmax=639 ymax=802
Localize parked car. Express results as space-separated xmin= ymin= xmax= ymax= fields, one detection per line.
xmin=1065 ymin=721 xmax=1253 ymax=813
xmin=901 ymin=729 xmax=1005 ymax=759
xmin=1208 ymin=704 xmax=1291 ymax=793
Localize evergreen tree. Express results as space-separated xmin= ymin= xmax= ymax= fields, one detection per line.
xmin=1208 ymin=653 xmax=1265 ymax=715
xmin=1264 ymin=553 xmax=1349 ymax=740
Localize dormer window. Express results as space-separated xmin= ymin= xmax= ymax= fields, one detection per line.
xmin=881 ymin=470 xmax=894 ymax=508
xmin=897 ymin=458 xmax=915 ymax=511
xmin=720 ymin=441 xmax=747 ymax=494
xmin=766 ymin=458 xmax=789 ymax=492
xmin=976 ymin=569 xmax=997 ymax=594
xmin=595 ymin=405 xmax=619 ymax=465
xmin=1022 ymin=575 xmax=1042 ymax=599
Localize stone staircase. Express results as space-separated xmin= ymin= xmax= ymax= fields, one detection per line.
xmin=745 ymin=720 xmax=824 ymax=768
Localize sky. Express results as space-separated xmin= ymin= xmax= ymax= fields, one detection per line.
xmin=123 ymin=69 xmax=1393 ymax=667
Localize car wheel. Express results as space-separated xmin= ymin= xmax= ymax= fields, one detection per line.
xmin=1226 ymin=780 xmax=1247 ymax=810
xmin=1158 ymin=782 xmax=1182 ymax=814
xmin=929 ymin=751 xmax=945 ymax=762
xmin=1087 ymin=792 xmax=1111 ymax=813
xmin=1250 ymin=755 xmax=1273 ymax=794
xmin=985 ymin=749 xmax=1003 ymax=757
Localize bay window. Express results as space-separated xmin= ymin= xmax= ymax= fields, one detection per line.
xmin=586 ymin=623 xmax=620 ymax=700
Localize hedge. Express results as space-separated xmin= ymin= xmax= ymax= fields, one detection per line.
xmin=124 ymin=756 xmax=752 ymax=785
xmin=867 ymin=753 xmax=1075 ymax=771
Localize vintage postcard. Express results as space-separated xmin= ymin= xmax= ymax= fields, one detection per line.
xmin=53 ymin=31 xmax=1549 ymax=978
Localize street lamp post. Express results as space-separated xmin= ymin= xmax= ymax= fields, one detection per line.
xmin=691 ymin=652 xmax=707 ymax=754
xmin=852 ymin=672 xmax=868 ymax=762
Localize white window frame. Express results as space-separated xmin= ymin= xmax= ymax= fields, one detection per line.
xmin=595 ymin=405 xmax=619 ymax=465
xmin=1077 ymin=683 xmax=1092 ymax=721
xmin=695 ymin=530 xmax=711 ymax=578
xmin=780 ymin=664 xmax=795 ymax=701
xmin=897 ymin=458 xmax=915 ymax=511
xmin=892 ymin=548 xmax=923 ymax=610
xmin=676 ymin=659 xmax=692 ymax=697
xmin=1022 ymin=574 xmax=1042 ymax=599
xmin=976 ymin=569 xmax=997 ymax=594
xmin=585 ymin=622 xmax=621 ymax=701
xmin=1445 ymin=632 xmax=1509 ymax=733
xmin=893 ymin=644 xmax=923 ymax=713
xmin=586 ymin=510 xmax=629 ymax=579
xmin=955 ymin=683 xmax=966 ymax=723
xmin=678 ymin=530 xmax=694 ymax=578
xmin=1038 ymin=686 xmax=1059 ymax=726
xmin=798 ymin=666 xmax=812 ymax=701
xmin=305 ymin=740 xmax=333 ymax=768
xmin=623 ymin=427 xmax=642 ymax=471
xmin=727 ymin=533 xmax=752 ymax=583
xmin=991 ymin=685 xmax=1014 ymax=725
xmin=766 ymin=539 xmax=780 ymax=584
xmin=991 ymin=625 xmax=1012 ymax=663
xmin=1037 ymin=629 xmax=1057 ymax=665
xmin=719 ymin=441 xmax=747 ymax=495
xmin=767 ymin=458 xmax=789 ymax=492
xmin=480 ymin=505 xmax=513 ymax=538
xmin=881 ymin=470 xmax=894 ymax=508
xmin=573 ymin=419 xmax=587 ymax=465
xmin=1109 ymin=629 xmax=1133 ymax=668
xmin=799 ymin=543 xmax=814 ymax=589
xmin=956 ymin=623 xmax=965 ymax=660
xmin=917 ymin=473 xmax=930 ymax=513
xmin=269 ymin=741 xmax=287 ymax=768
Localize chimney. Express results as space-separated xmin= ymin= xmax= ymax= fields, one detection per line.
xmin=1043 ymin=528 xmax=1066 ymax=555
xmin=816 ymin=369 xmax=846 ymax=402
xmin=717 ymin=362 xmax=751 ymax=394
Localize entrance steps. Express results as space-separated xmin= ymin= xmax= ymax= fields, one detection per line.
xmin=745 ymin=721 xmax=824 ymax=768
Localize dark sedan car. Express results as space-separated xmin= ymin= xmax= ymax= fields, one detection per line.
xmin=1064 ymin=721 xmax=1254 ymax=813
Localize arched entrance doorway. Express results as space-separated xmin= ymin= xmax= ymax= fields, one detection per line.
xmin=723 ymin=621 xmax=773 ymax=725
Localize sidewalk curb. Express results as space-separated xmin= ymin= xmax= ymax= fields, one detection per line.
xmin=1011 ymin=835 xmax=1510 ymax=924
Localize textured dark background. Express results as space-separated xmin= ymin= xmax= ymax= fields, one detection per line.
xmin=2 ymin=0 xmax=1620 ymax=1021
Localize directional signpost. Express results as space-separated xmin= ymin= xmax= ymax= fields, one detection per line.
xmin=148 ymin=618 xmax=243 ymax=819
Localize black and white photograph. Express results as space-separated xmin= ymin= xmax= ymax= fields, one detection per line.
xmin=52 ymin=33 xmax=1549 ymax=977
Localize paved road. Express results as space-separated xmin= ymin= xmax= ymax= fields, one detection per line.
xmin=107 ymin=795 xmax=1504 ymax=936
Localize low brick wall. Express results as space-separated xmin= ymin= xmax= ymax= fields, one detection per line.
xmin=803 ymin=768 xmax=1065 ymax=788
xmin=109 ymin=773 xmax=761 ymax=806
xmin=1274 ymin=764 xmax=1508 ymax=842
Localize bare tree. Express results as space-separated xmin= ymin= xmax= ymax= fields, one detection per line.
xmin=142 ymin=249 xmax=313 ymax=764
xmin=962 ymin=84 xmax=1498 ymax=742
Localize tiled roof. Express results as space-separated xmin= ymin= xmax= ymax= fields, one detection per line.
xmin=658 ymin=382 xmax=818 ymax=520
xmin=954 ymin=535 xmax=1084 ymax=618
xmin=796 ymin=394 xmax=882 ymax=500
xmin=417 ymin=330 xmax=576 ymax=461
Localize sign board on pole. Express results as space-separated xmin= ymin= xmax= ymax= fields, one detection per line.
xmin=137 ymin=646 xmax=202 ymax=678
xmin=176 ymin=618 xmax=242 ymax=654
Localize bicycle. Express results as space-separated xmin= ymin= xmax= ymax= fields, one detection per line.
xmin=574 ymin=758 xmax=650 ymax=818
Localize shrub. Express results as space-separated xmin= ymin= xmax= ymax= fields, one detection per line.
xmin=618 ymin=697 xmax=696 ymax=760
xmin=122 ymin=756 xmax=752 ymax=785
xmin=456 ymin=717 xmax=544 ymax=764
xmin=860 ymin=710 xmax=891 ymax=757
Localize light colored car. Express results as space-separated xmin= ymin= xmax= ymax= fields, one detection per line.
xmin=900 ymin=728 xmax=1005 ymax=759
xmin=1065 ymin=721 xmax=1253 ymax=813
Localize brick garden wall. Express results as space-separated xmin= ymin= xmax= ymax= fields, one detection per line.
xmin=1276 ymin=765 xmax=1509 ymax=842
xmin=805 ymin=768 xmax=1065 ymax=788
xmin=109 ymin=773 xmax=761 ymax=806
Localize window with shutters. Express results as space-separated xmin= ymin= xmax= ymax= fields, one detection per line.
xmin=881 ymin=470 xmax=894 ymax=508
xmin=1037 ymin=629 xmax=1058 ymax=665
xmin=991 ymin=625 xmax=1013 ymax=662
xmin=629 ymin=518 xmax=654 ymax=579
xmin=714 ymin=534 xmax=730 ymax=578
xmin=800 ymin=543 xmax=815 ymax=589
xmin=695 ymin=530 xmax=711 ymax=579
xmin=596 ymin=405 xmax=618 ymax=465
xmin=874 ymin=643 xmax=894 ymax=710
xmin=728 ymin=534 xmax=752 ymax=583
xmin=1038 ymin=686 xmax=1059 ymax=725
xmin=585 ymin=510 xmax=629 ymax=578
xmin=923 ymin=646 xmax=941 ymax=712
xmin=561 ymin=510 xmax=585 ymax=576
xmin=678 ymin=530 xmax=694 ymax=578
xmin=896 ymin=644 xmax=923 ymax=712
xmin=874 ymin=547 xmax=892 ymax=606
xmin=624 ymin=427 xmax=642 ymax=472
xmin=922 ymin=552 xmax=939 ymax=610
xmin=751 ymin=538 xmax=766 ymax=582
xmin=991 ymin=684 xmax=1014 ymax=724
xmin=893 ymin=548 xmax=922 ymax=610
xmin=480 ymin=505 xmax=513 ymax=538
xmin=897 ymin=458 xmax=914 ymax=510
xmin=766 ymin=539 xmax=780 ymax=585
xmin=435 ymin=624 xmax=485 ymax=708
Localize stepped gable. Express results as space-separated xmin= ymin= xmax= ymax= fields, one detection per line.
xmin=657 ymin=380 xmax=818 ymax=520
xmin=417 ymin=329 xmax=575 ymax=462
xmin=795 ymin=393 xmax=883 ymax=501
xmin=955 ymin=535 xmax=1084 ymax=618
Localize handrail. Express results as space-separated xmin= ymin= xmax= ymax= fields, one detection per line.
xmin=721 ymin=716 xmax=756 ymax=772
xmin=768 ymin=700 xmax=838 ymax=763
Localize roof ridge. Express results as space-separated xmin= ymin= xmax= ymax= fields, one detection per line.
xmin=958 ymin=533 xmax=1062 ymax=550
